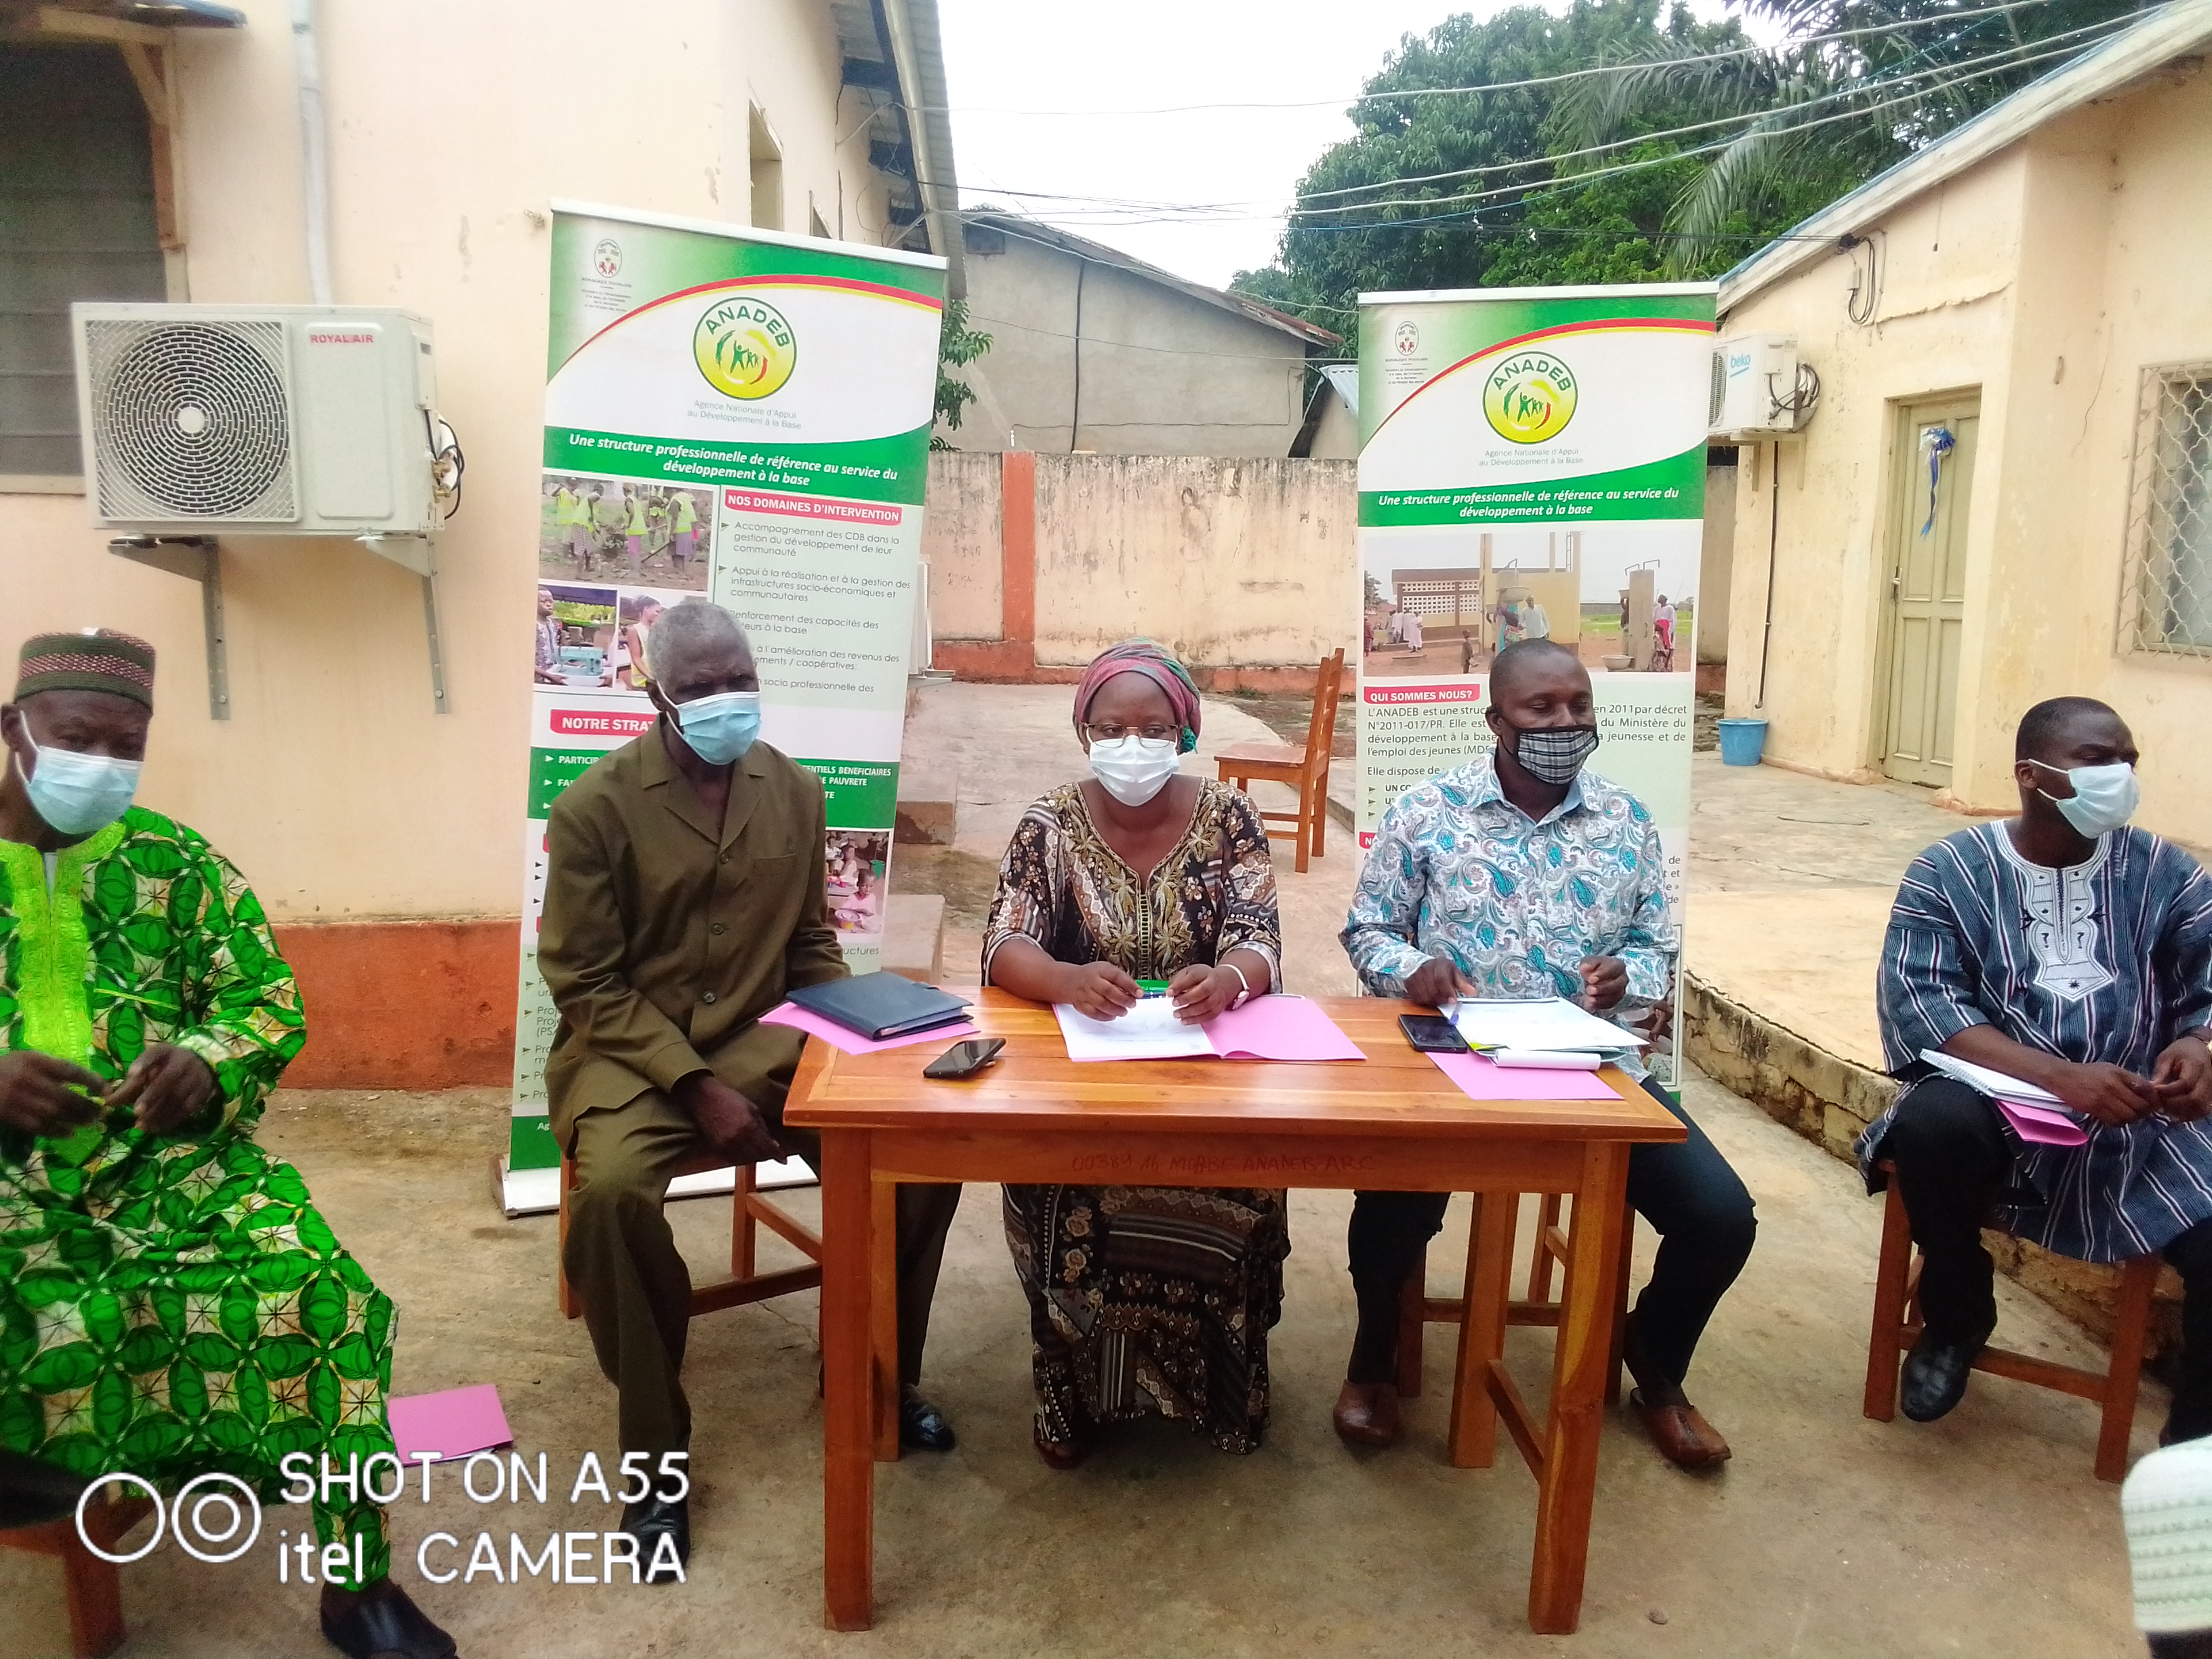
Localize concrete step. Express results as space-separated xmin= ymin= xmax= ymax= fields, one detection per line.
xmin=895 ymin=766 xmax=959 ymax=846
xmin=881 ymin=891 xmax=945 ymax=983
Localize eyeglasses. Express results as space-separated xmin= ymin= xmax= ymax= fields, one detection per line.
xmin=1084 ymin=722 xmax=1178 ymax=745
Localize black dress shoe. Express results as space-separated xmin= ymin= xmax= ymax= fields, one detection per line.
xmin=618 ymin=1492 xmax=691 ymax=1584
xmin=320 ymin=1582 xmax=457 ymax=1659
xmin=1900 ymin=1323 xmax=1994 ymax=1422
xmin=900 ymin=1386 xmax=957 ymax=1451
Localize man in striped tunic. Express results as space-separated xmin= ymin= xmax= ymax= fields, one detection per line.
xmin=1864 ymin=697 xmax=2212 ymax=1432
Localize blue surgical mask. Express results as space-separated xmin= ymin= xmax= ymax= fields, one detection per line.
xmin=15 ymin=732 xmax=142 ymax=837
xmin=674 ymin=690 xmax=761 ymax=766
xmin=2030 ymin=758 xmax=2139 ymax=838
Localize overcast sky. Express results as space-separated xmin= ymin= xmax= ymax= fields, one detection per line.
xmin=936 ymin=0 xmax=1765 ymax=290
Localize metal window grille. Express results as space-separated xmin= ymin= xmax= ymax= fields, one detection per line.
xmin=2121 ymin=362 xmax=2212 ymax=657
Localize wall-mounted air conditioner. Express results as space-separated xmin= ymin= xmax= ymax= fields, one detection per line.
xmin=1708 ymin=332 xmax=1818 ymax=442
xmin=72 ymin=304 xmax=445 ymax=537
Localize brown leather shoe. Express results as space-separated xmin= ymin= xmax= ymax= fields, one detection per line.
xmin=1631 ymin=1388 xmax=1732 ymax=1469
xmin=1332 ymin=1380 xmax=1403 ymax=1448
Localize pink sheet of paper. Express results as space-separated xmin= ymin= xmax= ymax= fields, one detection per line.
xmin=1429 ymin=1049 xmax=1620 ymax=1102
xmin=1997 ymin=1098 xmax=2090 ymax=1146
xmin=386 ymin=1384 xmax=513 ymax=1464
xmin=760 ymin=1002 xmax=979 ymax=1054
xmin=1206 ymin=996 xmax=1365 ymax=1061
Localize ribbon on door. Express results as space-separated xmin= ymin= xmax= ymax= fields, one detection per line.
xmin=1919 ymin=425 xmax=1956 ymax=535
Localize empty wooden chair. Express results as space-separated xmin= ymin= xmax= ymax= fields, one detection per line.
xmin=1863 ymin=1164 xmax=2158 ymax=1481
xmin=1214 ymin=647 xmax=1346 ymax=874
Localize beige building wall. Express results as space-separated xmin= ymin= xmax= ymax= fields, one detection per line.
xmin=949 ymin=231 xmax=1315 ymax=457
xmin=0 ymin=0 xmax=902 ymax=922
xmin=1723 ymin=66 xmax=2212 ymax=842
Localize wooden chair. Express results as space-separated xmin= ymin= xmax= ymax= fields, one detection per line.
xmin=0 ymin=1488 xmax=155 ymax=1659
xmin=1214 ymin=647 xmax=1345 ymax=874
xmin=1393 ymin=1192 xmax=1635 ymax=1464
xmin=557 ymin=1150 xmax=822 ymax=1319
xmin=1864 ymin=1167 xmax=2158 ymax=1482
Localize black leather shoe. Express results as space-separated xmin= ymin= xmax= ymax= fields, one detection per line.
xmin=1900 ymin=1323 xmax=1994 ymax=1422
xmin=619 ymin=1492 xmax=691 ymax=1584
xmin=320 ymin=1581 xmax=457 ymax=1658
xmin=901 ymin=1386 xmax=957 ymax=1451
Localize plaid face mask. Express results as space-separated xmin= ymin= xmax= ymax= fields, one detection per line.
xmin=1505 ymin=722 xmax=1600 ymax=785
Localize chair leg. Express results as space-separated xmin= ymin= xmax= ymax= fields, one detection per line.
xmin=1527 ymin=1193 xmax=1563 ymax=1305
xmin=557 ymin=1155 xmax=581 ymax=1320
xmin=1395 ymin=1244 xmax=1427 ymax=1397
xmin=1864 ymin=1179 xmax=1914 ymax=1421
xmin=733 ymin=1162 xmax=758 ymax=1281
xmin=60 ymin=1527 xmax=127 ymax=1659
xmin=2097 ymin=1254 xmax=2161 ymax=1483
xmin=1310 ymin=762 xmax=1329 ymax=858
xmin=1292 ymin=777 xmax=1313 ymax=874
xmin=1606 ymin=1206 xmax=1633 ymax=1408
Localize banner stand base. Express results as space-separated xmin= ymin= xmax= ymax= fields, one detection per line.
xmin=496 ymin=1153 xmax=816 ymax=1218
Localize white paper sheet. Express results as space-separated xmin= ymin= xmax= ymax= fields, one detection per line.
xmin=1450 ymin=997 xmax=1645 ymax=1054
xmin=1054 ymin=998 xmax=1214 ymax=1062
xmin=1918 ymin=1048 xmax=2063 ymax=1105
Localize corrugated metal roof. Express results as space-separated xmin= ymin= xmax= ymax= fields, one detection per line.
xmin=1718 ymin=0 xmax=2212 ymax=314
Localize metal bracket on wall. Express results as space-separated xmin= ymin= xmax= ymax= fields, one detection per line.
xmin=358 ymin=535 xmax=451 ymax=714
xmin=108 ymin=536 xmax=229 ymax=720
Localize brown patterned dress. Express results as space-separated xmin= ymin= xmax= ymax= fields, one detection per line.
xmin=983 ymin=779 xmax=1288 ymax=1454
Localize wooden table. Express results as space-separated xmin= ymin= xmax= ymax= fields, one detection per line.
xmin=784 ymin=990 xmax=1684 ymax=1635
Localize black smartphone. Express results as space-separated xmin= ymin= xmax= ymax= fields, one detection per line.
xmin=923 ymin=1037 xmax=1006 ymax=1080
xmin=1397 ymin=1013 xmax=1469 ymax=1054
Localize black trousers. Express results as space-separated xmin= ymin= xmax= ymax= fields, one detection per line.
xmin=1345 ymin=1079 xmax=1756 ymax=1387
xmin=1880 ymin=1076 xmax=2212 ymax=1441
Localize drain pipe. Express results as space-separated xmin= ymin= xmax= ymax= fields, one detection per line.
xmin=1755 ymin=441 xmax=1780 ymax=708
xmin=291 ymin=0 xmax=333 ymax=304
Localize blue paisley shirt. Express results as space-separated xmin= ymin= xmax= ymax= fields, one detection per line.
xmin=1341 ymin=758 xmax=1675 ymax=1071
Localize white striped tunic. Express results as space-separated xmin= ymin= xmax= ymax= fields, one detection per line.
xmin=1860 ymin=823 xmax=2212 ymax=1262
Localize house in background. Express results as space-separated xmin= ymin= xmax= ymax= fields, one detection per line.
xmin=0 ymin=0 xmax=958 ymax=1085
xmin=1718 ymin=4 xmax=2212 ymax=842
xmin=941 ymin=210 xmax=1341 ymax=455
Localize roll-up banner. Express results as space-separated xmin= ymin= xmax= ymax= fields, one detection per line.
xmin=502 ymin=203 xmax=947 ymax=1212
xmin=1354 ymin=284 xmax=1716 ymax=1084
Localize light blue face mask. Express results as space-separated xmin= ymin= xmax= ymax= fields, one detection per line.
xmin=674 ymin=689 xmax=761 ymax=766
xmin=14 ymin=731 xmax=142 ymax=837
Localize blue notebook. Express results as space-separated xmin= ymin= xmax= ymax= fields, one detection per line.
xmin=785 ymin=972 xmax=972 ymax=1041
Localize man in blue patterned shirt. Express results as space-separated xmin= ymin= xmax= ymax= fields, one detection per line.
xmin=1336 ymin=640 xmax=1755 ymax=1469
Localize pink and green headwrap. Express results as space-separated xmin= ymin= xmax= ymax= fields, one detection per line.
xmin=1076 ymin=639 xmax=1201 ymax=754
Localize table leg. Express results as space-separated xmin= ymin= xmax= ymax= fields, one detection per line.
xmin=871 ymin=1178 xmax=900 ymax=1462
xmin=820 ymin=1130 xmax=876 ymax=1631
xmin=1528 ymin=1143 xmax=1630 ymax=1635
xmin=1448 ymin=1190 xmax=1516 ymax=1469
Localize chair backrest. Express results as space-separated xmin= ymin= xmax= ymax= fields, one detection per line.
xmin=1300 ymin=649 xmax=1347 ymax=770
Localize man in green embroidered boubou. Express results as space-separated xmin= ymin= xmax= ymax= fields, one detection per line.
xmin=0 ymin=630 xmax=456 ymax=1659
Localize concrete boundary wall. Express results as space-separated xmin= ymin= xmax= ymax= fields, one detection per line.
xmin=925 ymin=451 xmax=1357 ymax=688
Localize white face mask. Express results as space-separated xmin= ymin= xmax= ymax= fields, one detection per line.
xmin=15 ymin=731 xmax=142 ymax=838
xmin=1088 ymin=734 xmax=1180 ymax=806
xmin=2030 ymin=758 xmax=2139 ymax=838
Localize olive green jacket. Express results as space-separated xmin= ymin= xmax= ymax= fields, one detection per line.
xmin=539 ymin=723 xmax=846 ymax=1142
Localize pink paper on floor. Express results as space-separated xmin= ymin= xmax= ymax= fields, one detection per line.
xmin=1996 ymin=1097 xmax=2090 ymax=1147
xmin=386 ymin=1384 xmax=513 ymax=1464
xmin=760 ymin=1002 xmax=979 ymax=1054
xmin=1428 ymin=1049 xmax=1620 ymax=1102
xmin=1207 ymin=996 xmax=1365 ymax=1061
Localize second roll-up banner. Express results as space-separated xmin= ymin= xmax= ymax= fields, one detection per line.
xmin=502 ymin=203 xmax=947 ymax=1212
xmin=1353 ymin=283 xmax=1718 ymax=1084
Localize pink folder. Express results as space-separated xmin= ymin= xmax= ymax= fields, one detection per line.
xmin=760 ymin=1002 xmax=979 ymax=1054
xmin=385 ymin=1384 xmax=513 ymax=1464
xmin=1996 ymin=1098 xmax=2090 ymax=1147
xmin=1206 ymin=996 xmax=1365 ymax=1062
xmin=1428 ymin=1049 xmax=1621 ymax=1103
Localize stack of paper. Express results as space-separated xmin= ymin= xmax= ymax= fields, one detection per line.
xmin=1052 ymin=995 xmax=1366 ymax=1064
xmin=1919 ymin=1048 xmax=2089 ymax=1147
xmin=1450 ymin=998 xmax=1645 ymax=1066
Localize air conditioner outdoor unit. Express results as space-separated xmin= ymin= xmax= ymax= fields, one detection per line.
xmin=1708 ymin=331 xmax=1813 ymax=441
xmin=72 ymin=304 xmax=442 ymax=537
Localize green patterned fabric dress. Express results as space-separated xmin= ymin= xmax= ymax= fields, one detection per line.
xmin=0 ymin=807 xmax=397 ymax=1581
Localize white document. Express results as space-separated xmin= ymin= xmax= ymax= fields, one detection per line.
xmin=1918 ymin=1048 xmax=2062 ymax=1105
xmin=1054 ymin=998 xmax=1214 ymax=1062
xmin=1489 ymin=1048 xmax=1605 ymax=1071
xmin=1450 ymin=997 xmax=1645 ymax=1054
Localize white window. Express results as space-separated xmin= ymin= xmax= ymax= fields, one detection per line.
xmin=2123 ymin=362 xmax=2212 ymax=656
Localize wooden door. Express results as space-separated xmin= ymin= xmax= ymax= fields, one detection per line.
xmin=1880 ymin=396 xmax=1979 ymax=786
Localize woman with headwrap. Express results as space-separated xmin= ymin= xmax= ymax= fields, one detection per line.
xmin=982 ymin=640 xmax=1288 ymax=1466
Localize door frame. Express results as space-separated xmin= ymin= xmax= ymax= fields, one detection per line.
xmin=1867 ymin=386 xmax=1982 ymax=779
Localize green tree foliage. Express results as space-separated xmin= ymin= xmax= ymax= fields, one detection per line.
xmin=930 ymin=297 xmax=994 ymax=449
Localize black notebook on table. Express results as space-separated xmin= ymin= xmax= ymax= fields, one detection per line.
xmin=786 ymin=972 xmax=972 ymax=1041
